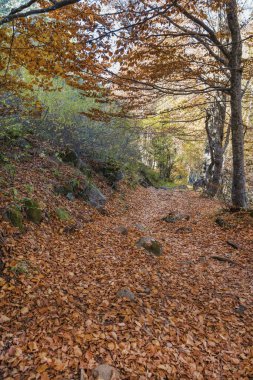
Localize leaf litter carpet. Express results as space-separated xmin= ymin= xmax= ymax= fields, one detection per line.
xmin=1 ymin=188 xmax=253 ymax=379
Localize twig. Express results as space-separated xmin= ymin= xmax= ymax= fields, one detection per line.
xmin=210 ymin=256 xmax=236 ymax=265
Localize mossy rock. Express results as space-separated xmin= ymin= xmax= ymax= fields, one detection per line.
xmin=54 ymin=179 xmax=83 ymax=197
xmin=55 ymin=207 xmax=70 ymax=221
xmin=58 ymin=149 xmax=78 ymax=166
xmin=11 ymin=260 xmax=29 ymax=275
xmin=162 ymin=212 xmax=190 ymax=223
xmin=23 ymin=198 xmax=42 ymax=224
xmin=54 ymin=184 xmax=70 ymax=196
xmin=16 ymin=138 xmax=31 ymax=150
xmin=6 ymin=206 xmax=24 ymax=231
xmin=136 ymin=237 xmax=163 ymax=256
xmin=215 ymin=217 xmax=233 ymax=229
xmin=80 ymin=183 xmax=106 ymax=208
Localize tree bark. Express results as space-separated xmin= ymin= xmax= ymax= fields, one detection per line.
xmin=226 ymin=0 xmax=247 ymax=208
xmin=205 ymin=94 xmax=226 ymax=197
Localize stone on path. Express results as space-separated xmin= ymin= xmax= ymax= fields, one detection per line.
xmin=162 ymin=212 xmax=190 ymax=223
xmin=116 ymin=226 xmax=128 ymax=235
xmin=116 ymin=288 xmax=135 ymax=301
xmin=135 ymin=223 xmax=146 ymax=231
xmin=136 ymin=236 xmax=163 ymax=256
xmin=176 ymin=227 xmax=192 ymax=234
xmin=92 ymin=364 xmax=120 ymax=380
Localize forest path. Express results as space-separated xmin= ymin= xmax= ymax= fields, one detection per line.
xmin=1 ymin=188 xmax=253 ymax=379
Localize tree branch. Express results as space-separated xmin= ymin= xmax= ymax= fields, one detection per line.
xmin=0 ymin=0 xmax=80 ymax=26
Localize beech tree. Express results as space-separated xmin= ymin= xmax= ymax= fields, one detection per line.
xmin=204 ymin=92 xmax=229 ymax=197
xmin=0 ymin=1 xmax=110 ymax=119
xmin=100 ymin=0 xmax=252 ymax=208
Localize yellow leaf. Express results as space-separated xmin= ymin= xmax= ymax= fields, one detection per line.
xmin=41 ymin=373 xmax=49 ymax=380
xmin=28 ymin=342 xmax=38 ymax=351
xmin=37 ymin=364 xmax=49 ymax=373
xmin=21 ymin=307 xmax=29 ymax=315
xmin=74 ymin=345 xmax=82 ymax=357
xmin=107 ymin=342 xmax=115 ymax=351
xmin=54 ymin=359 xmax=65 ymax=371
xmin=0 ymin=314 xmax=10 ymax=323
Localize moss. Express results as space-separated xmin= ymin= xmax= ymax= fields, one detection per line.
xmin=248 ymin=210 xmax=253 ymax=218
xmin=10 ymin=260 xmax=29 ymax=275
xmin=23 ymin=198 xmax=42 ymax=224
xmin=7 ymin=206 xmax=24 ymax=231
xmin=55 ymin=207 xmax=70 ymax=221
xmin=58 ymin=149 xmax=78 ymax=166
xmin=145 ymin=240 xmax=163 ymax=256
xmin=54 ymin=178 xmax=82 ymax=197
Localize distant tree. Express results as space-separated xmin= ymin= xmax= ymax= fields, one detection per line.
xmin=149 ymin=135 xmax=177 ymax=181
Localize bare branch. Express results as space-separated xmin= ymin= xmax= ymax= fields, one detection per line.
xmin=0 ymin=0 xmax=80 ymax=26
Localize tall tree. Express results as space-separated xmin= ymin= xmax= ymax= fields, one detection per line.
xmin=204 ymin=92 xmax=229 ymax=196
xmin=100 ymin=0 xmax=252 ymax=207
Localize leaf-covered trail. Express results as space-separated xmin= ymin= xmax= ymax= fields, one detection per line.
xmin=1 ymin=187 xmax=253 ymax=379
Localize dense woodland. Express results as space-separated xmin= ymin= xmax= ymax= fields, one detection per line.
xmin=0 ymin=1 xmax=253 ymax=379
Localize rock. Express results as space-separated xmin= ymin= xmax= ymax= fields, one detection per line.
xmin=76 ymin=158 xmax=88 ymax=170
xmin=54 ymin=179 xmax=106 ymax=209
xmin=159 ymin=186 xmax=169 ymax=190
xmin=136 ymin=237 xmax=163 ymax=256
xmin=143 ymin=287 xmax=151 ymax=294
xmin=193 ymin=178 xmax=206 ymax=191
xmin=135 ymin=223 xmax=146 ymax=231
xmin=139 ymin=177 xmax=153 ymax=188
xmin=92 ymin=160 xmax=123 ymax=188
xmin=234 ymin=304 xmax=246 ymax=315
xmin=81 ymin=184 xmax=106 ymax=209
xmin=215 ymin=217 xmax=232 ymax=229
xmin=54 ymin=179 xmax=83 ymax=197
xmin=11 ymin=260 xmax=29 ymax=275
xmin=116 ymin=288 xmax=135 ymax=301
xmin=176 ymin=227 xmax=192 ymax=234
xmin=15 ymin=138 xmax=31 ymax=149
xmin=59 ymin=148 xmax=78 ymax=166
xmin=6 ymin=206 xmax=24 ymax=231
xmin=63 ymin=222 xmax=81 ymax=234
xmin=54 ymin=185 xmax=69 ymax=196
xmin=117 ymin=226 xmax=128 ymax=235
xmin=23 ymin=198 xmax=42 ymax=224
xmin=110 ymin=170 xmax=124 ymax=189
xmin=66 ymin=192 xmax=75 ymax=201
xmin=98 ymin=208 xmax=109 ymax=216
xmin=92 ymin=364 xmax=120 ymax=380
xmin=77 ymin=159 xmax=92 ymax=176
xmin=162 ymin=212 xmax=190 ymax=223
xmin=227 ymin=240 xmax=239 ymax=249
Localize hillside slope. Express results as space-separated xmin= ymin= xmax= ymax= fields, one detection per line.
xmin=0 ymin=145 xmax=253 ymax=380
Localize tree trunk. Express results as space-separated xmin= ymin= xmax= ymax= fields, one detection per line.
xmin=205 ymin=94 xmax=226 ymax=197
xmin=226 ymin=0 xmax=247 ymax=208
